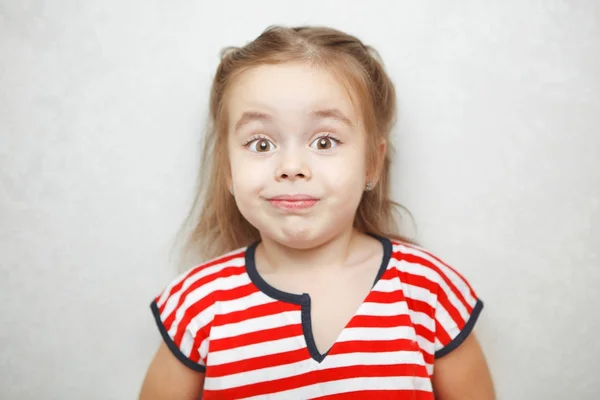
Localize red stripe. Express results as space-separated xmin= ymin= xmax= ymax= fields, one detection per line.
xmin=214 ymin=300 xmax=298 ymax=326
xmin=211 ymin=282 xmax=258 ymax=302
xmin=393 ymin=252 xmax=471 ymax=325
xmin=366 ymin=290 xmax=405 ymax=304
xmin=421 ymin=348 xmax=434 ymax=367
xmin=316 ymin=390 xmax=434 ymax=400
xmin=328 ymin=338 xmax=420 ymax=356
xmin=346 ymin=313 xmax=412 ymax=328
xmin=188 ymin=322 xmax=204 ymax=364
xmin=392 ymin=250 xmax=474 ymax=314
xmin=158 ymin=250 xmax=245 ymax=313
xmin=413 ymin=323 xmax=435 ymax=344
xmin=171 ymin=294 xmax=213 ymax=348
xmin=207 ymin=348 xmax=309 ymax=377
xmin=210 ymin=323 xmax=303 ymax=352
xmin=436 ymin=287 xmax=466 ymax=331
xmin=169 ymin=282 xmax=260 ymax=350
xmin=203 ymin=364 xmax=429 ymax=399
xmin=406 ymin=298 xmax=435 ymax=317
xmin=415 ymin=246 xmax=478 ymax=300
xmin=397 ymin=271 xmax=438 ymax=297
xmin=164 ymin=265 xmax=246 ymax=331
xmin=435 ymin=319 xmax=452 ymax=346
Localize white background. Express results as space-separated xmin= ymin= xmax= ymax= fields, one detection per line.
xmin=1 ymin=1 xmax=599 ymax=399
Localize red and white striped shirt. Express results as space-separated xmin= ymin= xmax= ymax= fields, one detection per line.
xmin=151 ymin=237 xmax=482 ymax=399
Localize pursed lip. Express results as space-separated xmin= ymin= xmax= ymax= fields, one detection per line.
xmin=265 ymin=194 xmax=319 ymax=210
xmin=267 ymin=194 xmax=318 ymax=201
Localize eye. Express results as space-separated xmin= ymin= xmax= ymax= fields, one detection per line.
xmin=248 ymin=138 xmax=275 ymax=153
xmin=310 ymin=136 xmax=340 ymax=150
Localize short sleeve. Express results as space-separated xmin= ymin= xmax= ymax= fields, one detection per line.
xmin=432 ymin=257 xmax=484 ymax=358
xmin=150 ymin=269 xmax=213 ymax=372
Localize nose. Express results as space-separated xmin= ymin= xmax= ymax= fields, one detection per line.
xmin=275 ymin=150 xmax=312 ymax=182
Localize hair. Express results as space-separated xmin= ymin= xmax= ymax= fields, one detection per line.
xmin=177 ymin=25 xmax=415 ymax=264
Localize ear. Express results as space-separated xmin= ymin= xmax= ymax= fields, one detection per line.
xmin=367 ymin=138 xmax=387 ymax=186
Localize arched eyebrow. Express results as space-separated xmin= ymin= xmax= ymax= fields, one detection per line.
xmin=233 ymin=108 xmax=354 ymax=133
xmin=234 ymin=112 xmax=272 ymax=133
xmin=309 ymin=108 xmax=354 ymax=128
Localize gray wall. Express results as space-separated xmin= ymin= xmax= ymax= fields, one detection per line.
xmin=1 ymin=1 xmax=599 ymax=399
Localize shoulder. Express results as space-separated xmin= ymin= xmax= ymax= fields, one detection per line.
xmin=387 ymin=239 xmax=478 ymax=299
xmin=385 ymin=239 xmax=484 ymax=358
xmin=148 ymin=247 xmax=252 ymax=371
xmin=152 ymin=246 xmax=250 ymax=326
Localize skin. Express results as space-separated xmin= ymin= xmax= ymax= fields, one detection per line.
xmin=139 ymin=62 xmax=495 ymax=400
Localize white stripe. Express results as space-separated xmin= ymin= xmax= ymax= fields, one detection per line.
xmin=389 ymin=257 xmax=439 ymax=285
xmin=199 ymin=337 xmax=209 ymax=363
xmin=209 ymin=335 xmax=305 ymax=366
xmin=408 ymin=309 xmax=435 ymax=332
xmin=391 ymin=253 xmax=472 ymax=322
xmin=426 ymin=363 xmax=434 ymax=376
xmin=416 ymin=335 xmax=434 ymax=359
xmin=242 ymin=376 xmax=433 ymax=399
xmin=396 ymin=244 xmax=477 ymax=306
xmin=434 ymin=304 xmax=459 ymax=351
xmin=160 ymin=255 xmax=245 ymax=314
xmin=374 ymin=277 xmax=401 ymax=293
xmin=357 ymin=300 xmax=410 ymax=316
xmin=210 ymin=310 xmax=300 ymax=339
xmin=157 ymin=249 xmax=245 ymax=308
xmin=216 ymin=291 xmax=275 ymax=315
xmin=337 ymin=326 xmax=416 ymax=342
xmin=166 ymin=273 xmax=252 ymax=340
xmin=323 ymin=350 xmax=425 ymax=369
xmin=203 ymin=359 xmax=314 ymax=391
xmin=156 ymin=272 xmax=187 ymax=309
xmin=178 ymin=327 xmax=196 ymax=359
xmin=375 ymin=263 xmax=437 ymax=307
xmin=402 ymin=284 xmax=436 ymax=306
xmin=206 ymin=350 xmax=425 ymax=390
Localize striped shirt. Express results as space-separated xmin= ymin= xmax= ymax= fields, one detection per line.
xmin=151 ymin=236 xmax=483 ymax=399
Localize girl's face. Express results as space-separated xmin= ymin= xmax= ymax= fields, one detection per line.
xmin=227 ymin=63 xmax=370 ymax=249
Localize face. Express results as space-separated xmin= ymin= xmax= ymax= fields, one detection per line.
xmin=226 ymin=63 xmax=371 ymax=249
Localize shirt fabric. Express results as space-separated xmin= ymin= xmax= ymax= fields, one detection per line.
xmin=151 ymin=236 xmax=483 ymax=399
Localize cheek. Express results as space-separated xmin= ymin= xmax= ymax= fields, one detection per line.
xmin=319 ymin=152 xmax=367 ymax=192
xmin=229 ymin=150 xmax=270 ymax=193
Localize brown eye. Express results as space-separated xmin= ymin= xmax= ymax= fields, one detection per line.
xmin=248 ymin=138 xmax=275 ymax=153
xmin=310 ymin=136 xmax=339 ymax=150
xmin=318 ymin=138 xmax=331 ymax=149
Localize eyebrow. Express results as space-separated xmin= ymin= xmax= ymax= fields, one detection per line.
xmin=309 ymin=108 xmax=354 ymax=128
xmin=233 ymin=108 xmax=354 ymax=133
xmin=233 ymin=111 xmax=272 ymax=133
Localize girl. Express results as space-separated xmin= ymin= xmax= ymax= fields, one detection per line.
xmin=140 ymin=26 xmax=494 ymax=399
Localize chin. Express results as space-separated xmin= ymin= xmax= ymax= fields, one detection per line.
xmin=264 ymin=223 xmax=336 ymax=250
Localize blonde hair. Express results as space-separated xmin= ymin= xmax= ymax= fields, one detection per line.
xmin=179 ymin=25 xmax=415 ymax=263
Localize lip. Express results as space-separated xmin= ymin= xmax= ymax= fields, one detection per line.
xmin=268 ymin=194 xmax=318 ymax=201
xmin=266 ymin=194 xmax=319 ymax=210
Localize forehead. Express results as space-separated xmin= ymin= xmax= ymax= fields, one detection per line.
xmin=226 ymin=63 xmax=360 ymax=124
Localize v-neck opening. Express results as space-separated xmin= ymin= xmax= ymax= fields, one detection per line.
xmin=245 ymin=234 xmax=393 ymax=362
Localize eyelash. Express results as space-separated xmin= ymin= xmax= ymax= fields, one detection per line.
xmin=243 ymin=133 xmax=343 ymax=147
xmin=317 ymin=133 xmax=343 ymax=145
xmin=243 ymin=134 xmax=270 ymax=147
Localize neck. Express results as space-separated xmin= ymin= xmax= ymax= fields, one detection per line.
xmin=258 ymin=226 xmax=361 ymax=273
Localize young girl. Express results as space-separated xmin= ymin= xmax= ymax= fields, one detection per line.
xmin=139 ymin=26 xmax=494 ymax=399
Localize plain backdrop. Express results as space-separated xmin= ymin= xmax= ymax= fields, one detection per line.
xmin=1 ymin=1 xmax=599 ymax=399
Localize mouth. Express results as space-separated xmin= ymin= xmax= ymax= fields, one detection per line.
xmin=266 ymin=195 xmax=319 ymax=210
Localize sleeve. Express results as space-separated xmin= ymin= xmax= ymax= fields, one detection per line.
xmin=432 ymin=256 xmax=484 ymax=358
xmin=150 ymin=270 xmax=212 ymax=372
